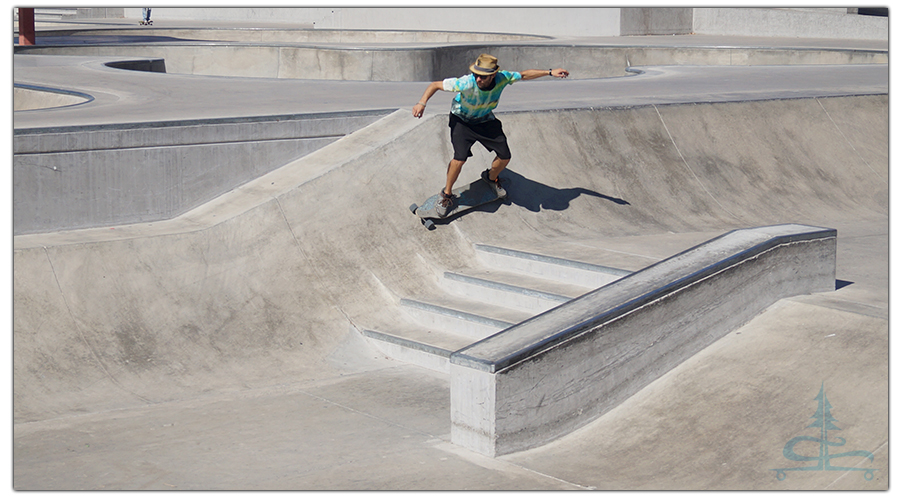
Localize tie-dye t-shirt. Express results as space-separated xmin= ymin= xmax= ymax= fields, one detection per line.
xmin=442 ymin=70 xmax=522 ymax=124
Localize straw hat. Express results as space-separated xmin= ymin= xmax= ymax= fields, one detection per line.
xmin=470 ymin=54 xmax=500 ymax=76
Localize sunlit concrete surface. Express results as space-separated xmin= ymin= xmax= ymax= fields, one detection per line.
xmin=12 ymin=14 xmax=888 ymax=491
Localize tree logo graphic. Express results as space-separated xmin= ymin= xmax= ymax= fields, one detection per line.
xmin=772 ymin=383 xmax=876 ymax=481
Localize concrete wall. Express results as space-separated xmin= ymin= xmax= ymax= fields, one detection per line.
xmin=621 ymin=7 xmax=694 ymax=36
xmin=693 ymin=7 xmax=888 ymax=40
xmin=118 ymin=7 xmax=888 ymax=40
xmin=621 ymin=7 xmax=888 ymax=39
xmin=450 ymin=224 xmax=837 ymax=457
xmin=17 ymin=43 xmax=886 ymax=82
xmin=13 ymin=110 xmax=390 ymax=234
xmin=125 ymin=7 xmax=621 ymax=38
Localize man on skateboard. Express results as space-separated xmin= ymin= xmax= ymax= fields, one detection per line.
xmin=412 ymin=53 xmax=569 ymax=216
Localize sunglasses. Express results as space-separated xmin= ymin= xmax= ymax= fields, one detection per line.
xmin=474 ymin=73 xmax=495 ymax=80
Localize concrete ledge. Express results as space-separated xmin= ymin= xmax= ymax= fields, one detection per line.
xmin=13 ymin=109 xmax=391 ymax=234
xmin=449 ymin=224 xmax=836 ymax=456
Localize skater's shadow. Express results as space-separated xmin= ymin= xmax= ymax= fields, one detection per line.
xmin=432 ymin=169 xmax=629 ymax=227
xmin=501 ymin=169 xmax=629 ymax=213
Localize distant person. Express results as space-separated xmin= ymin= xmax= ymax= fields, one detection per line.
xmin=140 ymin=8 xmax=152 ymax=26
xmin=413 ymin=53 xmax=569 ymax=216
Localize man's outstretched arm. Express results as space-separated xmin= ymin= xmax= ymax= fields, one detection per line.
xmin=412 ymin=81 xmax=443 ymax=118
xmin=520 ymin=68 xmax=570 ymax=80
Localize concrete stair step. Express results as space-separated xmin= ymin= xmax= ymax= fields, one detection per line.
xmin=440 ymin=269 xmax=592 ymax=315
xmin=361 ymin=325 xmax=474 ymax=374
xmin=474 ymin=244 xmax=632 ymax=289
xmin=399 ymin=296 xmax=531 ymax=340
xmin=362 ymin=243 xmax=636 ymax=372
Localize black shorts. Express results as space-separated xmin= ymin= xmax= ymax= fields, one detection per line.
xmin=449 ymin=113 xmax=511 ymax=162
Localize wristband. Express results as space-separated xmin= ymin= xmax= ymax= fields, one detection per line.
xmin=417 ymin=102 xmax=426 ymax=107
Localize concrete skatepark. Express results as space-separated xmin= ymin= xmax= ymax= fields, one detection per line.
xmin=12 ymin=8 xmax=888 ymax=490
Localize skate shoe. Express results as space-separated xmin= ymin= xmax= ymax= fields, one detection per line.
xmin=481 ymin=170 xmax=507 ymax=198
xmin=436 ymin=189 xmax=457 ymax=217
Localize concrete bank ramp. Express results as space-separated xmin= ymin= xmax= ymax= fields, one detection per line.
xmin=14 ymin=95 xmax=887 ymax=478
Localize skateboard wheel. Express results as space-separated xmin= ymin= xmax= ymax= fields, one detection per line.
xmin=424 ymin=220 xmax=436 ymax=230
xmin=409 ymin=203 xmax=418 ymax=214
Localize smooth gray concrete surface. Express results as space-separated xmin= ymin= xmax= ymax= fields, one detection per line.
xmin=12 ymin=18 xmax=888 ymax=491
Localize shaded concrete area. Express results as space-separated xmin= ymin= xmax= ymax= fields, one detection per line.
xmin=12 ymin=20 xmax=888 ymax=491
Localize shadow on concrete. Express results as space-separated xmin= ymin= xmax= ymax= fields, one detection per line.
xmin=836 ymin=279 xmax=854 ymax=290
xmin=428 ymin=169 xmax=630 ymax=228
xmin=502 ymin=169 xmax=630 ymax=212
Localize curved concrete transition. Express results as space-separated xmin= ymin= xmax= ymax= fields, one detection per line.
xmin=13 ymin=19 xmax=888 ymax=490
xmin=14 ymin=84 xmax=93 ymax=111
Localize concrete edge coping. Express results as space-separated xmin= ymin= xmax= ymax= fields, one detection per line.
xmin=14 ymin=107 xmax=396 ymax=136
xmin=451 ymin=223 xmax=836 ymax=374
xmin=491 ymin=93 xmax=889 ymax=119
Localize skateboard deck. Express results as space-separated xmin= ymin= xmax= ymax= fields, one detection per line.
xmin=410 ymin=176 xmax=508 ymax=230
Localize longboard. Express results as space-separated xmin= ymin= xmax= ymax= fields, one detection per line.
xmin=410 ymin=176 xmax=508 ymax=230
